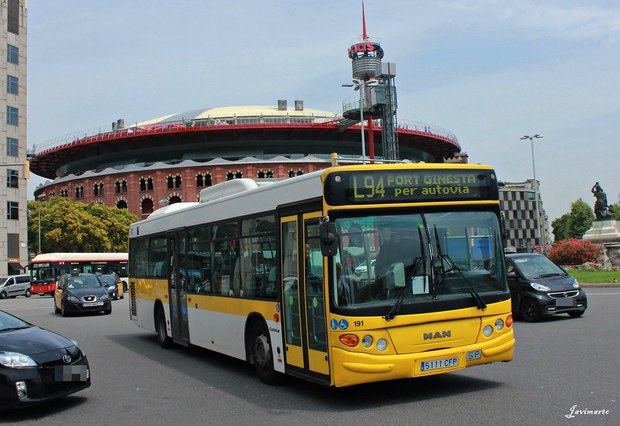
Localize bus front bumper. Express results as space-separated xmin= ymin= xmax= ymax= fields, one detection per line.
xmin=331 ymin=330 xmax=514 ymax=387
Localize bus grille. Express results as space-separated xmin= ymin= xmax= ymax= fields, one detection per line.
xmin=129 ymin=281 xmax=137 ymax=316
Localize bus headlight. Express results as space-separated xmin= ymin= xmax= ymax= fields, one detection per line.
xmin=494 ymin=319 xmax=504 ymax=330
xmin=361 ymin=335 xmax=373 ymax=348
xmin=483 ymin=325 xmax=493 ymax=337
xmin=376 ymin=338 xmax=388 ymax=351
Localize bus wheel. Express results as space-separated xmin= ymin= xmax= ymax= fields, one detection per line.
xmin=251 ymin=322 xmax=277 ymax=385
xmin=155 ymin=305 xmax=172 ymax=348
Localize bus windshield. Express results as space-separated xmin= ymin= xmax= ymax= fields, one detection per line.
xmin=332 ymin=211 xmax=507 ymax=311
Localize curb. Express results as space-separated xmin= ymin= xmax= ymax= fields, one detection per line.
xmin=581 ymin=283 xmax=620 ymax=288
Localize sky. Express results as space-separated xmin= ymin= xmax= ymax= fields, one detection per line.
xmin=27 ymin=0 xmax=620 ymax=222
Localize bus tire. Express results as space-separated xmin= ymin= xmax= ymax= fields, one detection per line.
xmin=250 ymin=321 xmax=278 ymax=385
xmin=155 ymin=304 xmax=172 ymax=348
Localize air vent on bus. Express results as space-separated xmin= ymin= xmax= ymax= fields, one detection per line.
xmin=199 ymin=178 xmax=275 ymax=203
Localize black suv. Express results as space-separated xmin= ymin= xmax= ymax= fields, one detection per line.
xmin=505 ymin=253 xmax=587 ymax=322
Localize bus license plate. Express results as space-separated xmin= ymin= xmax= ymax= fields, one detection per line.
xmin=420 ymin=357 xmax=459 ymax=372
xmin=82 ymin=302 xmax=104 ymax=307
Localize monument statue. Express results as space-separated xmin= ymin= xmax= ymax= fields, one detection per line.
xmin=591 ymin=182 xmax=613 ymax=220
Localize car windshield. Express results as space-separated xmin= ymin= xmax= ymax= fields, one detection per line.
xmin=97 ymin=275 xmax=116 ymax=286
xmin=67 ymin=275 xmax=103 ymax=289
xmin=331 ymin=211 xmax=507 ymax=310
xmin=0 ymin=310 xmax=30 ymax=332
xmin=512 ymin=256 xmax=566 ymax=280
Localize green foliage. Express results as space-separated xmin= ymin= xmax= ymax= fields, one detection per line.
xmin=551 ymin=213 xmax=571 ymax=242
xmin=28 ymin=198 xmax=138 ymax=254
xmin=612 ymin=202 xmax=620 ymax=220
xmin=548 ymin=238 xmax=601 ymax=266
xmin=552 ymin=199 xmax=595 ymax=241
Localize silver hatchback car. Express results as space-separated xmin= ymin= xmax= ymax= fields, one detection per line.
xmin=0 ymin=275 xmax=32 ymax=299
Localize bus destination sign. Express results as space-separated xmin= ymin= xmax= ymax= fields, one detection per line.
xmin=325 ymin=169 xmax=498 ymax=205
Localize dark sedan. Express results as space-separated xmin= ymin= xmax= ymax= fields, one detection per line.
xmin=506 ymin=253 xmax=587 ymax=321
xmin=53 ymin=274 xmax=111 ymax=316
xmin=0 ymin=310 xmax=90 ymax=409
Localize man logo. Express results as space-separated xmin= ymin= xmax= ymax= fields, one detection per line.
xmin=423 ymin=330 xmax=452 ymax=340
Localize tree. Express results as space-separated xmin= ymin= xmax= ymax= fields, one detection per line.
xmin=612 ymin=202 xmax=620 ymax=221
xmin=551 ymin=213 xmax=571 ymax=242
xmin=548 ymin=238 xmax=601 ymax=266
xmin=28 ymin=198 xmax=138 ymax=254
xmin=551 ymin=199 xmax=595 ymax=242
xmin=566 ymin=199 xmax=595 ymax=238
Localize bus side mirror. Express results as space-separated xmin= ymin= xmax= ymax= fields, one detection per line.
xmin=319 ymin=222 xmax=339 ymax=257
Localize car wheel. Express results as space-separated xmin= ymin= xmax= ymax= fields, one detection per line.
xmin=25 ymin=289 xmax=31 ymax=298
xmin=104 ymin=307 xmax=112 ymax=315
xmin=0 ymin=291 xmax=7 ymax=299
xmin=155 ymin=305 xmax=172 ymax=348
xmin=250 ymin=321 xmax=278 ymax=385
xmin=519 ymin=298 xmax=541 ymax=322
xmin=568 ymin=311 xmax=584 ymax=318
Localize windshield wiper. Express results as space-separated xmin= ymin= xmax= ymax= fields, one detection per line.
xmin=384 ymin=257 xmax=424 ymax=321
xmin=0 ymin=326 xmax=30 ymax=332
xmin=441 ymin=254 xmax=487 ymax=310
xmin=538 ymin=273 xmax=563 ymax=278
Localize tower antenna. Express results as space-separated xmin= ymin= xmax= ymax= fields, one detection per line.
xmin=362 ymin=1 xmax=368 ymax=40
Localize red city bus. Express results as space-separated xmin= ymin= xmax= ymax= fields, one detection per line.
xmin=29 ymin=253 xmax=128 ymax=295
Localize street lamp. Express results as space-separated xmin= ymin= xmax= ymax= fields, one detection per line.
xmin=342 ymin=80 xmax=366 ymax=162
xmin=520 ymin=134 xmax=544 ymax=252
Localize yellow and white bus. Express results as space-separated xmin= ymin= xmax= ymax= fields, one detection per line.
xmin=128 ymin=162 xmax=514 ymax=387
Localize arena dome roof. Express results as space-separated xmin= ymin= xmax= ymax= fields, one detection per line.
xmin=133 ymin=105 xmax=338 ymax=127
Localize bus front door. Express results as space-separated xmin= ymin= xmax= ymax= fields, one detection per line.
xmin=167 ymin=231 xmax=190 ymax=346
xmin=280 ymin=212 xmax=329 ymax=382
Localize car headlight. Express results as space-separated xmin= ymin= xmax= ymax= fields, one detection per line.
xmin=572 ymin=279 xmax=580 ymax=289
xmin=67 ymin=295 xmax=80 ymax=302
xmin=530 ymin=282 xmax=550 ymax=292
xmin=99 ymin=294 xmax=110 ymax=301
xmin=0 ymin=351 xmax=37 ymax=368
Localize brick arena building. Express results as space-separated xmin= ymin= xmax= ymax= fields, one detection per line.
xmin=31 ymin=103 xmax=461 ymax=218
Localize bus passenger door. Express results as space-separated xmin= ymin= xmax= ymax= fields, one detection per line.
xmin=167 ymin=231 xmax=190 ymax=346
xmin=280 ymin=211 xmax=329 ymax=381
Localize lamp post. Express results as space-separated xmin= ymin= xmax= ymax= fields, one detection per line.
xmin=343 ymin=79 xmax=370 ymax=163
xmin=520 ymin=134 xmax=544 ymax=252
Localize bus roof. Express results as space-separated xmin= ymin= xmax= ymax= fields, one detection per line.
xmin=130 ymin=162 xmax=496 ymax=239
xmin=30 ymin=253 xmax=128 ymax=264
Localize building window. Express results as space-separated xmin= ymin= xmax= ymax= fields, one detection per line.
xmin=7 ymin=44 xmax=18 ymax=65
xmin=196 ymin=173 xmax=212 ymax=188
xmin=257 ymin=170 xmax=274 ymax=178
xmin=169 ymin=195 xmax=182 ymax=205
xmin=75 ymin=185 xmax=84 ymax=199
xmin=226 ymin=171 xmax=243 ymax=180
xmin=59 ymin=188 xmax=68 ymax=197
xmin=93 ymin=182 xmax=104 ymax=196
xmin=116 ymin=199 xmax=128 ymax=209
xmin=6 ymin=106 xmax=18 ymax=126
xmin=288 ymin=170 xmax=303 ymax=177
xmin=6 ymin=169 xmax=18 ymax=188
xmin=139 ymin=177 xmax=154 ymax=191
xmin=141 ymin=198 xmax=154 ymax=218
xmin=7 ymin=0 xmax=19 ymax=35
xmin=115 ymin=180 xmax=127 ymax=194
xmin=167 ymin=175 xmax=182 ymax=189
xmin=7 ymin=75 xmax=18 ymax=95
xmin=6 ymin=137 xmax=18 ymax=157
xmin=7 ymin=233 xmax=19 ymax=259
xmin=7 ymin=201 xmax=18 ymax=220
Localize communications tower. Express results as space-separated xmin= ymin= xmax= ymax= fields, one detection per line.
xmin=343 ymin=2 xmax=399 ymax=160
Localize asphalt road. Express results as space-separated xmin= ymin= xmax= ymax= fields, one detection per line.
xmin=1 ymin=289 xmax=618 ymax=425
